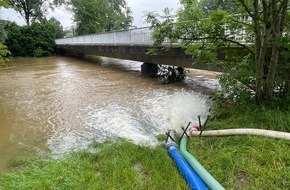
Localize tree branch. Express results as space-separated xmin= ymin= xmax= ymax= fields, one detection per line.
xmin=177 ymin=36 xmax=254 ymax=54
xmin=237 ymin=0 xmax=254 ymax=19
xmin=228 ymin=16 xmax=253 ymax=29
xmin=216 ymin=37 xmax=254 ymax=54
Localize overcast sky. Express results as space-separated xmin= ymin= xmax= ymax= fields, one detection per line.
xmin=0 ymin=0 xmax=180 ymax=29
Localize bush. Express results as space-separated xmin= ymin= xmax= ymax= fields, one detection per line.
xmin=0 ymin=43 xmax=10 ymax=67
xmin=4 ymin=21 xmax=57 ymax=57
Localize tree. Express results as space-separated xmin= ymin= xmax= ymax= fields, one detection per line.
xmin=0 ymin=20 xmax=7 ymax=43
xmin=7 ymin=0 xmax=67 ymax=26
xmin=70 ymin=0 xmax=109 ymax=35
xmin=241 ymin=0 xmax=290 ymax=103
xmin=199 ymin=0 xmax=240 ymax=15
xmin=8 ymin=0 xmax=46 ymax=25
xmin=70 ymin=0 xmax=132 ymax=35
xmin=4 ymin=22 xmax=24 ymax=56
xmin=48 ymin=17 xmax=65 ymax=38
xmin=146 ymin=0 xmax=290 ymax=107
xmin=0 ymin=1 xmax=11 ymax=66
xmin=3 ymin=0 xmax=63 ymax=57
xmin=106 ymin=0 xmax=133 ymax=31
xmin=0 ymin=0 xmax=9 ymax=7
xmin=4 ymin=21 xmax=56 ymax=57
xmin=0 ymin=43 xmax=10 ymax=67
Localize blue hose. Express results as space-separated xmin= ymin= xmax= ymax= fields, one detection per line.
xmin=166 ymin=142 xmax=208 ymax=190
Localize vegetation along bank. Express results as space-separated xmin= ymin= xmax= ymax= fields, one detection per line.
xmin=0 ymin=0 xmax=289 ymax=189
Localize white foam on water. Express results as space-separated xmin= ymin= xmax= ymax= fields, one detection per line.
xmin=86 ymin=105 xmax=157 ymax=146
xmin=47 ymin=90 xmax=210 ymax=157
xmin=140 ymin=90 xmax=211 ymax=134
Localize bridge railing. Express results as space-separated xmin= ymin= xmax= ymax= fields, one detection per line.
xmin=56 ymin=24 xmax=252 ymax=46
xmin=55 ymin=27 xmax=159 ymax=45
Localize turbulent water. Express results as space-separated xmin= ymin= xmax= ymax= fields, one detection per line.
xmin=0 ymin=56 xmax=219 ymax=171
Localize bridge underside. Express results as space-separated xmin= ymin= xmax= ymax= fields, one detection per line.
xmin=56 ymin=44 xmax=218 ymax=71
xmin=57 ymin=44 xmax=191 ymax=67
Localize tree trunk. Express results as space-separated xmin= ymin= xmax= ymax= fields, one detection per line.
xmin=265 ymin=0 xmax=289 ymax=100
xmin=254 ymin=0 xmax=272 ymax=103
xmin=287 ymin=69 xmax=290 ymax=96
xmin=266 ymin=45 xmax=279 ymax=99
xmin=25 ymin=13 xmax=30 ymax=26
xmin=253 ymin=0 xmax=263 ymax=103
xmin=253 ymin=0 xmax=289 ymax=103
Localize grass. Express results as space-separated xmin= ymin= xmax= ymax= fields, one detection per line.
xmin=186 ymin=136 xmax=290 ymax=189
xmin=0 ymin=141 xmax=188 ymax=190
xmin=209 ymin=102 xmax=290 ymax=132
xmin=0 ymin=103 xmax=289 ymax=190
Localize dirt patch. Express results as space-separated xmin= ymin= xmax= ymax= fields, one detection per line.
xmin=234 ymin=171 xmax=252 ymax=188
xmin=133 ymin=162 xmax=149 ymax=181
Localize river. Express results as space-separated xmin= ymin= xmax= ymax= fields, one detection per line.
xmin=0 ymin=56 xmax=219 ymax=171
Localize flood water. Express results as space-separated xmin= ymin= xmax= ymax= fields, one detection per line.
xmin=0 ymin=56 xmax=219 ymax=171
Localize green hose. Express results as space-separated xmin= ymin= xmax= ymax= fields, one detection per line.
xmin=179 ymin=137 xmax=225 ymax=190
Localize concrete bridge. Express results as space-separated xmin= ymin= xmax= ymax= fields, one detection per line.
xmin=55 ymin=27 xmax=248 ymax=73
xmin=55 ymin=27 xmax=213 ymax=71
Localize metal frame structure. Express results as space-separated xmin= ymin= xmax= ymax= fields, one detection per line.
xmin=55 ymin=27 xmax=155 ymax=46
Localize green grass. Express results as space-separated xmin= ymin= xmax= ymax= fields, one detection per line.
xmin=0 ymin=141 xmax=188 ymax=190
xmin=209 ymin=103 xmax=290 ymax=132
xmin=0 ymin=103 xmax=289 ymax=190
xmin=186 ymin=136 xmax=290 ymax=189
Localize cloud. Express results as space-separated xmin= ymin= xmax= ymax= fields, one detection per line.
xmin=127 ymin=0 xmax=180 ymax=27
xmin=0 ymin=0 xmax=180 ymax=29
xmin=0 ymin=6 xmax=73 ymax=29
xmin=0 ymin=8 xmax=26 ymax=25
xmin=47 ymin=7 xmax=74 ymax=29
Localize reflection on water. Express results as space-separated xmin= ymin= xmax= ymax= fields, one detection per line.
xmin=0 ymin=56 xmax=216 ymax=171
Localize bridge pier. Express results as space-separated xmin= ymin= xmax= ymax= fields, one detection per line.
xmin=141 ymin=63 xmax=159 ymax=77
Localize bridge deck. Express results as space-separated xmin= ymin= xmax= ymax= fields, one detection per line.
xmin=56 ymin=27 xmax=199 ymax=68
xmin=55 ymin=27 xmax=244 ymax=71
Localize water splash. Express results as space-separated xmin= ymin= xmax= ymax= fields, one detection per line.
xmin=47 ymin=90 xmax=210 ymax=157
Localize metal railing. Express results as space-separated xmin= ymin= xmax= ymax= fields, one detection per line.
xmin=55 ymin=25 xmax=252 ymax=46
xmin=55 ymin=27 xmax=155 ymax=45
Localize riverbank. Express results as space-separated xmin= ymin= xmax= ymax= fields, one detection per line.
xmin=0 ymin=103 xmax=289 ymax=189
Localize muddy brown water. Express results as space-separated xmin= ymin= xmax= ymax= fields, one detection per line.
xmin=0 ymin=56 xmax=219 ymax=172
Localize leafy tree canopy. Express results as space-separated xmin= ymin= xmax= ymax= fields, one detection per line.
xmin=0 ymin=43 xmax=10 ymax=67
xmin=7 ymin=0 xmax=65 ymax=26
xmin=146 ymin=0 xmax=290 ymax=108
xmin=199 ymin=0 xmax=241 ymax=15
xmin=2 ymin=0 xmax=65 ymax=57
xmin=4 ymin=21 xmax=57 ymax=57
xmin=0 ymin=0 xmax=11 ymax=66
xmin=0 ymin=0 xmax=9 ymax=7
xmin=8 ymin=0 xmax=47 ymax=25
xmin=70 ymin=0 xmax=133 ymax=35
xmin=48 ymin=17 xmax=66 ymax=38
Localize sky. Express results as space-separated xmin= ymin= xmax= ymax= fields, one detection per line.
xmin=0 ymin=0 xmax=181 ymax=29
